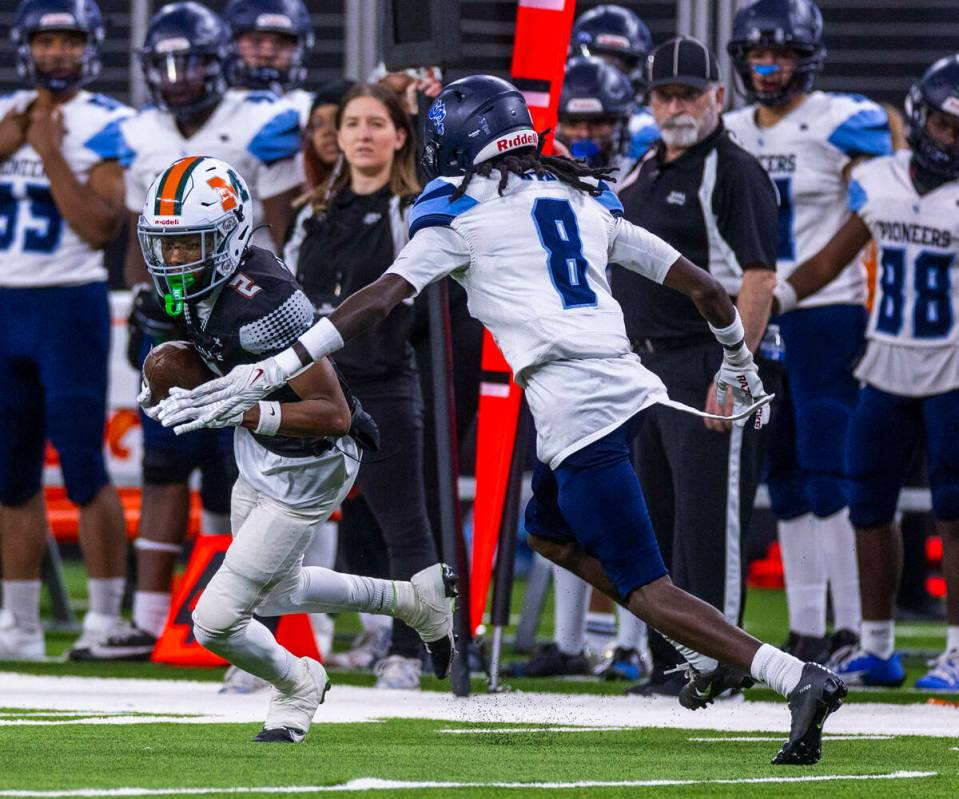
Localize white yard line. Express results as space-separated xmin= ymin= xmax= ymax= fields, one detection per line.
xmin=0 ymin=671 xmax=955 ymax=737
xmin=687 ymin=735 xmax=895 ymax=742
xmin=0 ymin=771 xmax=939 ymax=797
xmin=438 ymin=726 xmax=628 ymax=734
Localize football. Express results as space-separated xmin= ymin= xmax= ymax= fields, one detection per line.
xmin=143 ymin=341 xmax=214 ymax=402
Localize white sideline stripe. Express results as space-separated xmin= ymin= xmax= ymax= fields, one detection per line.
xmin=688 ymin=735 xmax=895 ymax=742
xmin=0 ymin=771 xmax=938 ymax=796
xmin=439 ymin=726 xmax=627 ymax=734
xmin=0 ymin=716 xmax=213 ymax=727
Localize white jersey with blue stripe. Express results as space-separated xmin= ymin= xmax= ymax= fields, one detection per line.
xmin=118 ymin=89 xmax=302 ymax=251
xmin=386 ymin=170 xmax=679 ymax=467
xmin=725 ymin=91 xmax=892 ymax=308
xmin=0 ymin=90 xmax=132 ymax=287
xmin=849 ymin=151 xmax=959 ymax=396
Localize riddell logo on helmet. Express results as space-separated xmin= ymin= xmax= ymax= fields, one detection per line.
xmin=496 ymin=132 xmax=538 ymax=152
xmin=154 ymin=218 xmax=180 ymax=226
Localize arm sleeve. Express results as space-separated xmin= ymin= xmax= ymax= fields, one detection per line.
xmin=607 ymin=216 xmax=681 ymax=284
xmin=712 ymin=155 xmax=778 ymax=270
xmin=384 ymin=225 xmax=472 ymax=297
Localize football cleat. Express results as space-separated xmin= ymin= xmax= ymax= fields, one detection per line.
xmin=915 ymin=650 xmax=959 ymax=691
xmin=253 ymin=726 xmax=305 ymax=744
xmin=598 ymin=647 xmax=649 ymax=682
xmin=781 ymin=631 xmax=830 ymax=664
xmin=68 ymin=617 xmax=138 ymax=661
xmin=773 ymin=663 xmax=846 ymax=765
xmin=326 ymin=626 xmax=391 ymax=671
xmin=678 ymin=663 xmax=756 ymax=710
xmin=828 ymin=647 xmax=906 ymax=688
xmin=373 ymin=654 xmax=422 ymax=690
xmin=625 ymin=662 xmax=688 ymax=697
xmin=826 ymin=628 xmax=859 ymax=659
xmin=260 ymin=657 xmax=330 ymax=740
xmin=0 ymin=611 xmax=44 ymax=661
xmin=504 ymin=643 xmax=592 ymax=678
xmin=76 ymin=626 xmax=157 ymax=661
xmin=404 ymin=564 xmax=458 ymax=679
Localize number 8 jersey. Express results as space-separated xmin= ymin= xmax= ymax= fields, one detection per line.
xmin=0 ymin=90 xmax=132 ymax=287
xmin=850 ymin=150 xmax=959 ymax=396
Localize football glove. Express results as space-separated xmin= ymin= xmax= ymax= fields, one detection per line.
xmin=156 ymin=357 xmax=287 ymax=434
xmin=715 ymin=343 xmax=771 ymax=429
xmin=127 ymin=283 xmax=180 ymax=369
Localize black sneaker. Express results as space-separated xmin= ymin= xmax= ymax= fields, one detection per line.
xmin=503 ymin=643 xmax=591 ymax=678
xmin=772 ymin=663 xmax=847 ymax=765
xmin=78 ymin=626 xmax=158 ymax=661
xmin=253 ymin=726 xmax=305 ymax=743
xmin=826 ymin=628 xmax=859 ymax=658
xmin=625 ymin=663 xmax=688 ymax=697
xmin=678 ymin=663 xmax=756 ymax=710
xmin=782 ymin=631 xmax=830 ymax=664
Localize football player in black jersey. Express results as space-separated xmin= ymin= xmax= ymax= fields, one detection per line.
xmin=136 ymin=156 xmax=457 ymax=743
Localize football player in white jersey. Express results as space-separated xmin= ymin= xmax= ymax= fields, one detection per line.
xmin=724 ymin=0 xmax=893 ymax=663
xmin=87 ymin=2 xmax=302 ymax=665
xmin=223 ymin=0 xmax=315 ymax=129
xmin=0 ymin=0 xmax=133 ymax=661
xmin=161 ymin=76 xmax=849 ymax=766
xmin=136 ymin=156 xmax=456 ymax=742
xmin=773 ymin=56 xmax=959 ymax=692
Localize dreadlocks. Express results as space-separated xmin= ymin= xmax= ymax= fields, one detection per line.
xmin=450 ymin=132 xmax=617 ymax=201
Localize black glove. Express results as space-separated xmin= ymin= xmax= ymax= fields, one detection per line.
xmin=127 ymin=283 xmax=180 ymax=369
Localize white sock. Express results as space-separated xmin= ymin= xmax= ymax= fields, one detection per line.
xmin=948 ymin=626 xmax=959 ymax=654
xmin=552 ymin=566 xmax=588 ymax=655
xmin=816 ymin=509 xmax=862 ymax=632
xmin=1 ymin=579 xmax=41 ymax=631
xmin=778 ymin=514 xmax=827 ymax=637
xmin=200 ymin=511 xmax=230 ymax=535
xmin=585 ymin=611 xmax=616 ymax=655
xmin=133 ymin=591 xmax=171 ymax=638
xmin=861 ymin=620 xmax=895 ymax=659
xmin=614 ymin=607 xmax=648 ymax=652
xmin=256 ymin=567 xmax=399 ymax=617
xmin=750 ymin=643 xmax=805 ymax=698
xmin=87 ymin=577 xmax=125 ymax=619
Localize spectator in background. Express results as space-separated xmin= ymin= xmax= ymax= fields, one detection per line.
xmin=610 ymin=37 xmax=779 ymax=697
xmin=223 ymin=0 xmax=315 ymax=127
xmin=302 ymin=82 xmax=353 ymax=193
xmin=0 ymin=0 xmax=131 ymax=660
xmin=292 ymin=84 xmax=441 ymax=690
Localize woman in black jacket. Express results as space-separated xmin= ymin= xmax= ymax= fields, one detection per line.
xmin=292 ymin=83 xmax=438 ymax=689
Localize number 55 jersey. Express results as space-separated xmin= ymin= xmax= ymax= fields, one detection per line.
xmin=849 ymin=150 xmax=959 ymax=396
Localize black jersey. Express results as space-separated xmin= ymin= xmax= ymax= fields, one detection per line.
xmin=183 ymin=246 xmax=378 ymax=457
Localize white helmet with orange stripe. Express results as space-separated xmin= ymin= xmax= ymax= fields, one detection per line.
xmin=138 ymin=155 xmax=253 ymax=313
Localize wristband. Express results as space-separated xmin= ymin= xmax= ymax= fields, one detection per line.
xmin=708 ymin=310 xmax=745 ymax=348
xmin=254 ymin=401 xmax=282 ymax=436
xmin=277 ymin=317 xmax=344 ymax=377
xmin=773 ymin=280 xmax=798 ymax=315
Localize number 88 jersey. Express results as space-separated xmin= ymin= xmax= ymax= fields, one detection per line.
xmin=850 ymin=150 xmax=959 ymax=395
xmin=0 ymin=89 xmax=132 ymax=287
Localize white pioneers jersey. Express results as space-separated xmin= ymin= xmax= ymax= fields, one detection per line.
xmin=725 ymin=91 xmax=892 ymax=308
xmin=849 ymin=151 xmax=959 ymax=396
xmin=118 ymin=89 xmax=302 ymax=251
xmin=386 ymin=171 xmax=678 ymax=468
xmin=285 ymin=88 xmax=314 ymax=129
xmin=0 ymin=90 xmax=132 ymax=287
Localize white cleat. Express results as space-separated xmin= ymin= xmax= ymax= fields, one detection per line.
xmin=0 ymin=611 xmax=44 ymax=661
xmin=255 ymin=657 xmax=330 ymax=743
xmin=404 ymin=564 xmax=458 ymax=679
xmin=325 ymin=626 xmax=391 ymax=671
xmin=374 ymin=654 xmax=422 ymax=690
xmin=220 ymin=665 xmax=270 ymax=695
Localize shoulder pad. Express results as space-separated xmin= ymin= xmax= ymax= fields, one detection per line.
xmin=247 ymin=106 xmax=301 ymax=166
xmin=408 ymin=178 xmax=478 ymax=237
xmin=826 ymin=94 xmax=892 ymax=158
xmin=590 ymin=180 xmax=624 ymax=217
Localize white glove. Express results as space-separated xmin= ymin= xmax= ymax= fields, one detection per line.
xmin=137 ymin=376 xmax=163 ymax=422
xmin=715 ymin=343 xmax=771 ymax=429
xmin=156 ymin=357 xmax=287 ymax=432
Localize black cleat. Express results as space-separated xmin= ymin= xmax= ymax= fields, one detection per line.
xmin=253 ymin=726 xmax=305 ymax=743
xmin=422 ymin=564 xmax=459 ymax=679
xmin=772 ymin=663 xmax=847 ymax=765
xmin=503 ymin=643 xmax=592 ymax=678
xmin=826 ymin=628 xmax=859 ymax=659
xmin=678 ymin=663 xmax=756 ymax=710
xmin=781 ymin=631 xmax=830 ymax=665
xmin=625 ymin=663 xmax=688 ymax=697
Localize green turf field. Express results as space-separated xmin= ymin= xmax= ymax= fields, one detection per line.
xmin=0 ymin=561 xmax=954 ymax=797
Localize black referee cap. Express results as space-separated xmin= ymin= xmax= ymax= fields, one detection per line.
xmin=647 ymin=36 xmax=720 ymax=91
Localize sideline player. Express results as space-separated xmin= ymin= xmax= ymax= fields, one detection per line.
xmin=223 ymin=0 xmax=315 ymax=128
xmin=89 ymin=1 xmax=302 ymax=663
xmin=725 ymin=0 xmax=893 ymax=662
xmin=136 ymin=155 xmax=456 ymax=741
xmin=772 ymin=56 xmax=959 ymax=691
xmin=161 ymin=76 xmax=848 ymax=766
xmin=0 ymin=0 xmax=132 ymax=660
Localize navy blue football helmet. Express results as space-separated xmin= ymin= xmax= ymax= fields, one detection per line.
xmin=140 ymin=2 xmax=232 ymax=120
xmin=421 ymin=75 xmax=537 ymax=181
xmin=906 ymin=56 xmax=959 ymax=180
xmin=727 ymin=0 xmax=825 ymax=107
xmin=12 ymin=0 xmax=105 ymax=94
xmin=570 ymin=5 xmax=652 ymax=72
xmin=558 ymin=56 xmax=634 ymax=165
xmin=223 ymin=0 xmax=313 ymax=92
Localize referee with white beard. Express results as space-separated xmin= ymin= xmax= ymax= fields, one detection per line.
xmin=610 ymin=37 xmax=780 ymax=696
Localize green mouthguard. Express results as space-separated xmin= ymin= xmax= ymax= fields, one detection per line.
xmin=163 ymin=274 xmax=195 ymax=317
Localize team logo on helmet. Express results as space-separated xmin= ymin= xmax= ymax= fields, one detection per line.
xmin=428 ymin=100 xmax=447 ymax=136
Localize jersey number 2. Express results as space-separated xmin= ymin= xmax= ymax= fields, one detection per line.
xmin=878 ymin=247 xmax=954 ymax=339
xmin=531 ymin=198 xmax=597 ymax=309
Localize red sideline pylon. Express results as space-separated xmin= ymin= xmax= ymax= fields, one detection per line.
xmin=152 ymin=534 xmax=321 ymax=666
